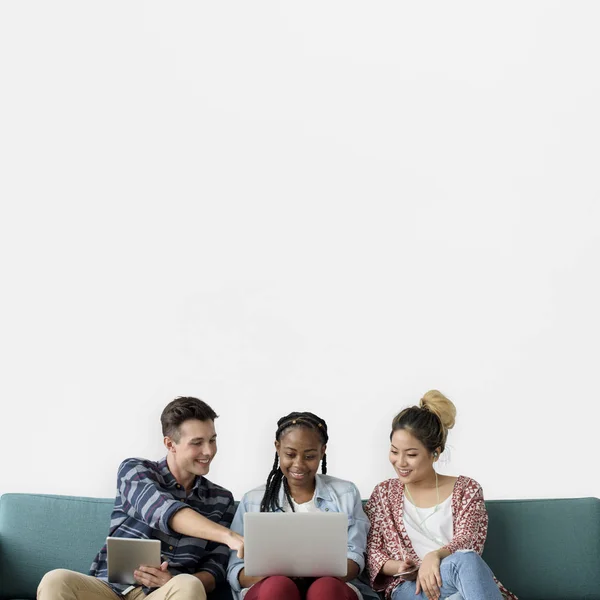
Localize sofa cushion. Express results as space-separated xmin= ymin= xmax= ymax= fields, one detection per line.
xmin=483 ymin=497 xmax=600 ymax=600
xmin=0 ymin=494 xmax=233 ymax=600
xmin=0 ymin=494 xmax=113 ymax=600
xmin=3 ymin=494 xmax=600 ymax=600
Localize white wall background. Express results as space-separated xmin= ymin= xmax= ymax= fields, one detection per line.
xmin=1 ymin=1 xmax=599 ymax=503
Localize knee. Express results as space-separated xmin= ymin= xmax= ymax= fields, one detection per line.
xmin=259 ymin=576 xmax=299 ymax=597
xmin=307 ymin=576 xmax=348 ymax=598
xmin=444 ymin=551 xmax=486 ymax=571
xmin=308 ymin=576 xmax=344 ymax=590
xmin=168 ymin=574 xmax=206 ymax=600
xmin=37 ymin=569 xmax=75 ymax=597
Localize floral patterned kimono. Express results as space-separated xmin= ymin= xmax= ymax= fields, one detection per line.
xmin=364 ymin=475 xmax=517 ymax=600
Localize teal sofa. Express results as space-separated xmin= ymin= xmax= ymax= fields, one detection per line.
xmin=1 ymin=493 xmax=599 ymax=600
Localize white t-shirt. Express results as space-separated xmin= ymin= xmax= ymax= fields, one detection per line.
xmin=284 ymin=493 xmax=319 ymax=513
xmin=403 ymin=494 xmax=453 ymax=560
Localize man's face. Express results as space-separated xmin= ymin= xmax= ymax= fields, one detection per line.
xmin=166 ymin=418 xmax=217 ymax=478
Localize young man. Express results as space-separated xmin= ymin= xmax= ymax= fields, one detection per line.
xmin=38 ymin=397 xmax=242 ymax=600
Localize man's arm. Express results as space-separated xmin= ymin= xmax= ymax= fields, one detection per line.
xmin=169 ymin=508 xmax=244 ymax=557
xmin=117 ymin=459 xmax=243 ymax=555
xmin=187 ymin=493 xmax=239 ymax=588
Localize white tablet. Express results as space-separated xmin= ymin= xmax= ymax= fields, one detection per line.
xmin=394 ymin=565 xmax=419 ymax=577
xmin=243 ymin=512 xmax=348 ymax=577
xmin=106 ymin=537 xmax=161 ymax=584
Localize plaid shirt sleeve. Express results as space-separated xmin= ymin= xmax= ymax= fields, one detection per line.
xmin=117 ymin=458 xmax=188 ymax=535
xmin=193 ymin=494 xmax=236 ymax=583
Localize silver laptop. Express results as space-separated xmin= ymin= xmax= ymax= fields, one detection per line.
xmin=106 ymin=537 xmax=161 ymax=584
xmin=243 ymin=512 xmax=348 ymax=577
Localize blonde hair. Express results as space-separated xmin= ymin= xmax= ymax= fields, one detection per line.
xmin=391 ymin=390 xmax=457 ymax=454
xmin=419 ymin=389 xmax=456 ymax=431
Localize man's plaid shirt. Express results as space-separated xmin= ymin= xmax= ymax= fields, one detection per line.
xmin=89 ymin=456 xmax=235 ymax=595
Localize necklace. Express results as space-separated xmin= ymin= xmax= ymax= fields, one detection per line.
xmin=404 ymin=470 xmax=445 ymax=545
xmin=405 ymin=470 xmax=440 ymax=512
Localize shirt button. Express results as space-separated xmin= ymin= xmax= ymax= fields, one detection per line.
xmin=169 ymin=546 xmax=174 ymax=550
xmin=176 ymin=484 xmax=181 ymax=489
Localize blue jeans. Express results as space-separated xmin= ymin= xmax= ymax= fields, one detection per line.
xmin=390 ymin=552 xmax=502 ymax=600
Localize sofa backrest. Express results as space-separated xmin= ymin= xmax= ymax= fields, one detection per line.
xmin=2 ymin=493 xmax=600 ymax=600
xmin=482 ymin=497 xmax=600 ymax=600
xmin=0 ymin=494 xmax=113 ymax=600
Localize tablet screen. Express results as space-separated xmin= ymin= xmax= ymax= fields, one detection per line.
xmin=106 ymin=537 xmax=161 ymax=584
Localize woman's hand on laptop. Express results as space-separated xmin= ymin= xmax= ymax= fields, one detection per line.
xmin=337 ymin=559 xmax=360 ymax=582
xmin=225 ymin=530 xmax=245 ymax=558
xmin=134 ymin=561 xmax=171 ymax=588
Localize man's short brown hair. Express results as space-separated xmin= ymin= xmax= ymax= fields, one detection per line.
xmin=161 ymin=397 xmax=218 ymax=441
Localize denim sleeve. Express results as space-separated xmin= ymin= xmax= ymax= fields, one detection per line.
xmin=117 ymin=458 xmax=187 ymax=535
xmin=226 ymin=494 xmax=248 ymax=593
xmin=345 ymin=483 xmax=369 ymax=572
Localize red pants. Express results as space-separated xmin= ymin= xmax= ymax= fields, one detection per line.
xmin=244 ymin=575 xmax=358 ymax=600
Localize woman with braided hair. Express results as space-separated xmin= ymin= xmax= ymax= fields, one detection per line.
xmin=365 ymin=391 xmax=517 ymax=600
xmin=227 ymin=411 xmax=378 ymax=600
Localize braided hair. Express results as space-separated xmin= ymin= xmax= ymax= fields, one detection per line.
xmin=260 ymin=412 xmax=329 ymax=512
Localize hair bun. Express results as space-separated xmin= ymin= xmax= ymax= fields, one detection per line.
xmin=419 ymin=390 xmax=456 ymax=430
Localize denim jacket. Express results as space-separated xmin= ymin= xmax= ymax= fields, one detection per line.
xmin=226 ymin=474 xmax=378 ymax=600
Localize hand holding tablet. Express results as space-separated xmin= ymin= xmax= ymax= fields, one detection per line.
xmin=106 ymin=537 xmax=161 ymax=584
xmin=133 ymin=561 xmax=172 ymax=588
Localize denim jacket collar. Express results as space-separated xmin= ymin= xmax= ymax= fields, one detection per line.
xmin=276 ymin=473 xmax=333 ymax=508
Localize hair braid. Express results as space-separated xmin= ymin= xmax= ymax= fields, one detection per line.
xmin=260 ymin=453 xmax=283 ymax=512
xmin=282 ymin=477 xmax=295 ymax=511
xmin=259 ymin=411 xmax=330 ymax=512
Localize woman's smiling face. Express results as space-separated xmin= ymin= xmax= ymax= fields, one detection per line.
xmin=275 ymin=426 xmax=326 ymax=493
xmin=389 ymin=428 xmax=437 ymax=484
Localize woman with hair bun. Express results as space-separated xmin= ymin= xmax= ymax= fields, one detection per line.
xmin=365 ymin=391 xmax=517 ymax=600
